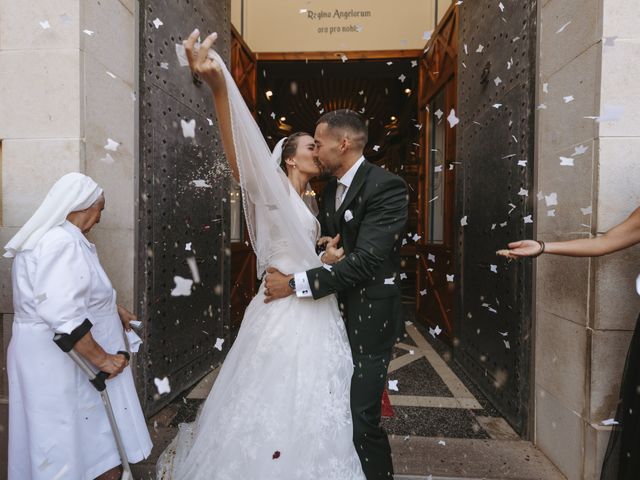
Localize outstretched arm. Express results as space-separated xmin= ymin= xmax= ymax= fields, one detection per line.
xmin=184 ymin=29 xmax=239 ymax=182
xmin=500 ymin=207 xmax=640 ymax=258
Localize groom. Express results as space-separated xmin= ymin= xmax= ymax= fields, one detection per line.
xmin=265 ymin=109 xmax=408 ymax=479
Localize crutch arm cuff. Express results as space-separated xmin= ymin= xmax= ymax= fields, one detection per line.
xmin=53 ymin=319 xmax=93 ymax=352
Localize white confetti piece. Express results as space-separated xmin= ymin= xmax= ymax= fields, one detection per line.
xmin=154 ymin=376 xmax=171 ymax=394
xmin=423 ymin=31 xmax=432 ymax=41
xmin=503 ymin=340 xmax=511 ymax=349
xmin=447 ymin=109 xmax=459 ymax=127
xmin=498 ymin=2 xmax=505 ymax=11
xmin=446 ymin=274 xmax=454 ymax=282
xmin=215 ymin=337 xmax=225 ymax=351
xmin=581 ymin=206 xmax=592 ymax=215
xmin=100 ymin=153 xmax=115 ymax=164
xmin=494 ymin=76 xmax=502 ymax=86
xmin=388 ymin=380 xmax=399 ymax=391
xmin=398 ymin=74 xmax=406 ymax=83
xmin=207 ymin=118 xmax=214 ymax=126
xmin=518 ymin=188 xmax=528 ymax=197
xmin=171 ymin=276 xmax=193 ymax=296
xmin=559 ymin=156 xmax=574 ymax=166
xmin=490 ymin=264 xmax=498 ymax=273
xmin=545 ymin=193 xmax=558 ymax=206
xmin=340 ymin=54 xmax=348 ymax=63
xmin=104 ymin=138 xmax=119 ymax=151
xmin=384 ymin=277 xmax=396 ymax=285
xmin=181 ymin=118 xmax=196 ymax=138
xmin=517 ymin=160 xmax=528 ymax=167
xmin=476 ymin=44 xmax=485 ymax=53
xmin=411 ymin=60 xmax=418 ymax=68
xmin=412 ymin=233 xmax=421 ymax=242
xmin=434 ymin=109 xmax=444 ymax=120
xmin=152 ymin=18 xmax=163 ymax=29
xmin=429 ymin=325 xmax=442 ymax=338
xmin=460 ymin=216 xmax=468 ymax=226
xmin=400 ymin=273 xmax=408 ymax=280
xmin=419 ymin=289 xmax=427 ymax=296
xmin=508 ymin=203 xmax=517 ymax=214
xmin=428 ymin=253 xmax=436 ymax=263
xmin=83 ymin=29 xmax=94 ymax=36
xmin=543 ymin=83 xmax=549 ymax=93
xmin=373 ymin=145 xmax=380 ymax=152
xmin=601 ymin=418 xmax=619 ymax=426
xmin=402 ymin=238 xmax=408 ymax=246
xmin=185 ymin=242 xmax=192 ymax=251
xmin=438 ymin=440 xmax=446 ymax=446
xmin=523 ymin=215 xmax=533 ymax=224
xmin=39 ymin=20 xmax=51 ymax=29
xmin=106 ymin=71 xmax=117 ymax=78
xmin=492 ymin=103 xmax=502 ymax=109
xmin=499 ymin=331 xmax=509 ymax=337
xmin=160 ymin=62 xmax=169 ymax=70
xmin=573 ymin=144 xmax=589 ymax=156
xmin=556 ymin=21 xmax=571 ymax=34
xmin=186 ymin=256 xmax=200 ymax=284
xmin=191 ymin=179 xmax=212 ymax=188
xmin=563 ymin=95 xmax=574 ymax=103
xmin=547 ymin=209 xmax=556 ymax=217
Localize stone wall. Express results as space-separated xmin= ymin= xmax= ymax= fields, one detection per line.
xmin=534 ymin=0 xmax=640 ymax=478
xmin=0 ymin=1 xmax=136 ymax=478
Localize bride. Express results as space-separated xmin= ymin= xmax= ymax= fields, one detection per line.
xmin=156 ymin=29 xmax=366 ymax=480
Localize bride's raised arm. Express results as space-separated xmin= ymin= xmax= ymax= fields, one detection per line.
xmin=184 ymin=29 xmax=239 ymax=182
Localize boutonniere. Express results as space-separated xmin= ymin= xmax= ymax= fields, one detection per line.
xmin=344 ymin=209 xmax=354 ymax=222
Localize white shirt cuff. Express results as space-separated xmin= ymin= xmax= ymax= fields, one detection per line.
xmin=294 ymin=272 xmax=312 ymax=298
xmin=318 ymin=250 xmax=326 ymax=262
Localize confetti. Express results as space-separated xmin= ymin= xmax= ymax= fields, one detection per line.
xmin=492 ymin=103 xmax=502 ymax=109
xmin=429 ymin=325 xmax=442 ymax=338
xmin=503 ymin=340 xmax=511 ymax=349
xmin=181 ymin=118 xmax=196 ymax=138
xmin=39 ymin=20 xmax=51 ymax=29
xmin=490 ymin=264 xmax=498 ymax=273
xmin=412 ymin=233 xmax=421 ymax=242
xmin=581 ymin=206 xmax=592 ymax=215
xmin=447 ymin=109 xmax=460 ymax=127
xmin=563 ymin=95 xmax=575 ymax=103
xmin=384 ymin=277 xmax=396 ymax=285
xmin=171 ymin=276 xmax=193 ymax=296
xmin=419 ymin=289 xmax=427 ymax=296
xmin=460 ymin=216 xmax=468 ymax=226
xmin=545 ymin=192 xmax=558 ymax=207
xmin=191 ymin=179 xmax=212 ymax=188
xmin=83 ymin=29 xmax=94 ymax=36
xmin=573 ymin=144 xmax=589 ymax=156
xmin=518 ymin=188 xmax=528 ymax=197
xmin=601 ymin=418 xmax=619 ymax=426
xmin=446 ymin=274 xmax=454 ymax=282
xmin=186 ymin=256 xmax=201 ymax=284
xmin=373 ymin=145 xmax=380 ymax=152
xmin=398 ymin=74 xmax=406 ymax=83
xmin=400 ymin=273 xmax=408 ymax=280
xmin=547 ymin=210 xmax=556 ymax=217
xmin=523 ymin=215 xmax=533 ymax=224
xmin=476 ymin=44 xmax=485 ymax=53
xmin=559 ymin=156 xmax=574 ymax=166
xmin=556 ymin=21 xmax=572 ymax=34
xmin=498 ymin=2 xmax=505 ymax=12
xmin=100 ymin=153 xmax=115 ymax=164
xmin=185 ymin=242 xmax=192 ymax=251
xmin=494 ymin=76 xmax=502 ymax=86
xmin=438 ymin=440 xmax=446 ymax=446
xmin=104 ymin=138 xmax=119 ymax=151
xmin=423 ymin=31 xmax=432 ymax=41
xmin=388 ymin=380 xmax=399 ymax=391
xmin=106 ymin=71 xmax=117 ymax=78
xmin=214 ymin=338 xmax=225 ymax=351
xmin=428 ymin=253 xmax=436 ymax=263
xmin=154 ymin=376 xmax=171 ymax=394
xmin=160 ymin=62 xmax=169 ymax=70
xmin=152 ymin=18 xmax=164 ymax=29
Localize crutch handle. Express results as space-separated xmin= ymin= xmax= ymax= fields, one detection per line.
xmin=91 ymin=351 xmax=130 ymax=392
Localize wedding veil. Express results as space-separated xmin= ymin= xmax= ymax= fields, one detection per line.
xmin=212 ymin=50 xmax=321 ymax=278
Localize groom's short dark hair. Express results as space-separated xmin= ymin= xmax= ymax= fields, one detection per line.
xmin=317 ymin=109 xmax=368 ymax=149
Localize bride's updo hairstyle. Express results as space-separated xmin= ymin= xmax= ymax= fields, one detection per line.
xmin=280 ymin=132 xmax=312 ymax=173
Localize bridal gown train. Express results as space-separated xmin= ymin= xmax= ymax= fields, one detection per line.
xmin=157 ymin=183 xmax=366 ymax=480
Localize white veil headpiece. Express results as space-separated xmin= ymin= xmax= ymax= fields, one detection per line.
xmin=4 ymin=172 xmax=103 ymax=258
xmin=212 ymin=51 xmax=321 ymax=278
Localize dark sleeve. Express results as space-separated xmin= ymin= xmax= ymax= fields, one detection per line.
xmin=306 ymin=175 xmax=408 ymax=299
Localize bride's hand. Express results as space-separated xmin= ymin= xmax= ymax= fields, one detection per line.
xmin=184 ymin=29 xmax=224 ymax=91
xmin=321 ymin=234 xmax=344 ymax=265
xmin=497 ymin=239 xmax=543 ymax=258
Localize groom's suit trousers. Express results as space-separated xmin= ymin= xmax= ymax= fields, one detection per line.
xmin=351 ymin=350 xmax=394 ymax=479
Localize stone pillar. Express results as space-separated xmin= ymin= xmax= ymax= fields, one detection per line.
xmin=0 ymin=2 xmax=135 ymax=477
xmin=534 ymin=0 xmax=640 ymax=478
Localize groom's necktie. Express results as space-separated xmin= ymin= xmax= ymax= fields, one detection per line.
xmin=335 ymin=181 xmax=347 ymax=210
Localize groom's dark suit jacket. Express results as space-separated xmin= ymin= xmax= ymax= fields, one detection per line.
xmin=307 ymin=160 xmax=408 ymax=354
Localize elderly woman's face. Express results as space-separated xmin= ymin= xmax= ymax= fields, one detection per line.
xmin=82 ymin=195 xmax=105 ymax=233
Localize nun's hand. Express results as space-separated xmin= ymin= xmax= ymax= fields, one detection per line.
xmin=117 ymin=304 xmax=136 ymax=332
xmin=97 ymin=352 xmax=129 ymax=378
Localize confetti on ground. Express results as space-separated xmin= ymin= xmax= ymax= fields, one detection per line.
xmin=181 ymin=118 xmax=196 ymax=138
xmin=104 ymin=138 xmax=119 ymax=151
xmin=429 ymin=325 xmax=442 ymax=338
xmin=388 ymin=380 xmax=399 ymax=391
xmin=154 ymin=376 xmax=171 ymax=394
xmin=171 ymin=276 xmax=193 ymax=296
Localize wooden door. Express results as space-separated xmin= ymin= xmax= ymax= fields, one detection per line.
xmin=415 ymin=4 xmax=459 ymax=344
xmin=229 ymin=26 xmax=258 ymax=335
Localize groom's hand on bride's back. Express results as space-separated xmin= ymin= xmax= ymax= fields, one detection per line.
xmin=184 ymin=29 xmax=224 ymax=90
xmin=263 ymin=267 xmax=294 ymax=303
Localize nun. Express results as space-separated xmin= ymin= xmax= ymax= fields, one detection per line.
xmin=5 ymin=173 xmax=152 ymax=480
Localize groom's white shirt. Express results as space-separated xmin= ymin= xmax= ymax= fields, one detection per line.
xmin=294 ymin=156 xmax=366 ymax=298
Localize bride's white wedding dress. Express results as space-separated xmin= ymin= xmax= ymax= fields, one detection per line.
xmin=157 ymin=45 xmax=365 ymax=480
xmin=157 ymin=186 xmax=365 ymax=480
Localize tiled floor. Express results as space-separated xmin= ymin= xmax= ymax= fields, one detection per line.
xmin=132 ymin=311 xmax=565 ymax=479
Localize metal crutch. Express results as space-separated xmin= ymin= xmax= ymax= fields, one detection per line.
xmin=53 ymin=332 xmax=134 ymax=480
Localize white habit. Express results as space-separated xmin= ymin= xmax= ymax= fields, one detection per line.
xmin=7 ymin=221 xmax=152 ymax=479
